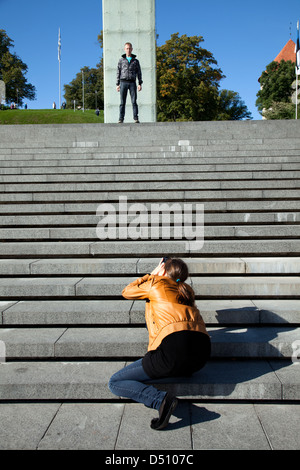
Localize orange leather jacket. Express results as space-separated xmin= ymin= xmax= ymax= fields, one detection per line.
xmin=122 ymin=274 xmax=209 ymax=351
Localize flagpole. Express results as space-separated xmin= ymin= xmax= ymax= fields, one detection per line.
xmin=296 ymin=70 xmax=298 ymax=119
xmin=82 ymin=70 xmax=85 ymax=112
xmin=296 ymin=20 xmax=299 ymax=119
xmin=58 ymin=28 xmax=61 ymax=109
xmin=59 ymin=53 xmax=61 ymax=109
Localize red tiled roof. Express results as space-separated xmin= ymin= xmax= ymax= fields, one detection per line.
xmin=274 ymin=39 xmax=296 ymax=63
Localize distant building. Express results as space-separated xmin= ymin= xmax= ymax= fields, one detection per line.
xmin=259 ymin=39 xmax=296 ymax=118
xmin=273 ymin=39 xmax=296 ymax=63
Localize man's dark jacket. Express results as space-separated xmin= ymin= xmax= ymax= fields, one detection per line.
xmin=116 ymin=54 xmax=143 ymax=86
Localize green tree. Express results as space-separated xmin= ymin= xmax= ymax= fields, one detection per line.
xmin=216 ymin=89 xmax=252 ymax=120
xmin=156 ymin=33 xmax=224 ymax=121
xmin=156 ymin=33 xmax=251 ymax=121
xmin=256 ymin=60 xmax=295 ymax=115
xmin=263 ymin=101 xmax=298 ymax=120
xmin=0 ymin=29 xmax=36 ymax=106
xmin=64 ymin=63 xmax=104 ymax=109
xmin=64 ymin=32 xmax=104 ymax=109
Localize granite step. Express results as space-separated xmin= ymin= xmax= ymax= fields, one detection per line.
xmin=0 ymin=359 xmax=299 ymax=401
xmin=1 ymin=212 xmax=299 ymax=227
xmin=1 ymin=225 xmax=299 ymax=241
xmin=2 ymin=180 xmax=300 ymax=194
xmin=0 ymin=326 xmax=299 ymax=359
xmin=1 ymin=200 xmax=300 ymax=215
xmin=1 ymin=163 xmax=300 ymax=177
xmin=1 ymin=154 xmax=300 ymax=171
xmin=1 ymin=298 xmax=299 ymax=325
xmin=0 ymin=133 xmax=299 ymax=147
xmin=0 ymin=240 xmax=299 ymax=258
xmin=0 ymin=136 xmax=300 ymax=151
xmin=1 ymin=162 xmax=300 ymax=179
xmin=1 ymin=257 xmax=299 ymax=276
xmin=0 ymin=276 xmax=299 ymax=299
xmin=1 ymin=187 xmax=300 ymax=204
xmin=0 ymin=119 xmax=298 ymax=143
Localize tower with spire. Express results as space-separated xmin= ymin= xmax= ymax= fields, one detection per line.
xmin=273 ymin=38 xmax=296 ymax=63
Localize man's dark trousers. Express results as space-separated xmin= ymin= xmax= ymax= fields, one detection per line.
xmin=119 ymin=80 xmax=138 ymax=121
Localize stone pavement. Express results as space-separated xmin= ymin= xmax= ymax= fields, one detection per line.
xmin=1 ymin=400 xmax=300 ymax=450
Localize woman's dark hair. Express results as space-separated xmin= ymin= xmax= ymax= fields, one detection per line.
xmin=164 ymin=258 xmax=195 ymax=307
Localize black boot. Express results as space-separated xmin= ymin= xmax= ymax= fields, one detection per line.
xmin=150 ymin=393 xmax=178 ymax=430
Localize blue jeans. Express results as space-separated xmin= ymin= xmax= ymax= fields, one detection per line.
xmin=108 ymin=359 xmax=167 ymax=410
xmin=119 ymin=80 xmax=138 ymax=121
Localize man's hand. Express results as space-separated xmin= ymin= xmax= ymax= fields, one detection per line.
xmin=138 ymin=85 xmax=142 ymax=92
xmin=116 ymin=85 xmax=120 ymax=92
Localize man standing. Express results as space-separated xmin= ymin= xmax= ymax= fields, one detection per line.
xmin=116 ymin=42 xmax=143 ymax=123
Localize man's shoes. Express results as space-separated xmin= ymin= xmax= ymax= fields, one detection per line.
xmin=150 ymin=393 xmax=178 ymax=430
xmin=118 ymin=118 xmax=140 ymax=123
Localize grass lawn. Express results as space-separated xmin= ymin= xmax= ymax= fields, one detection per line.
xmin=0 ymin=108 xmax=104 ymax=125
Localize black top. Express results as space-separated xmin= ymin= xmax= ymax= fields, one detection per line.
xmin=142 ymin=330 xmax=210 ymax=379
xmin=116 ymin=54 xmax=143 ymax=86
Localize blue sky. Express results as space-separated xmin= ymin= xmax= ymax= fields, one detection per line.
xmin=1 ymin=0 xmax=299 ymax=119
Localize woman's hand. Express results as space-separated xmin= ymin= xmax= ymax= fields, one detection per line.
xmin=151 ymin=258 xmax=167 ymax=276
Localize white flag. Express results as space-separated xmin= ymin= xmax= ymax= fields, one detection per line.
xmin=296 ymin=21 xmax=300 ymax=74
xmin=58 ymin=28 xmax=61 ymax=62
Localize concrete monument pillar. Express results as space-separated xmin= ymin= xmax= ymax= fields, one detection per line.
xmin=102 ymin=0 xmax=156 ymax=123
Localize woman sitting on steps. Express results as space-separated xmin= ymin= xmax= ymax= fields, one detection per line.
xmin=108 ymin=257 xmax=211 ymax=430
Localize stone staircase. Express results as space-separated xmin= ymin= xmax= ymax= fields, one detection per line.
xmin=0 ymin=120 xmax=300 ymax=403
